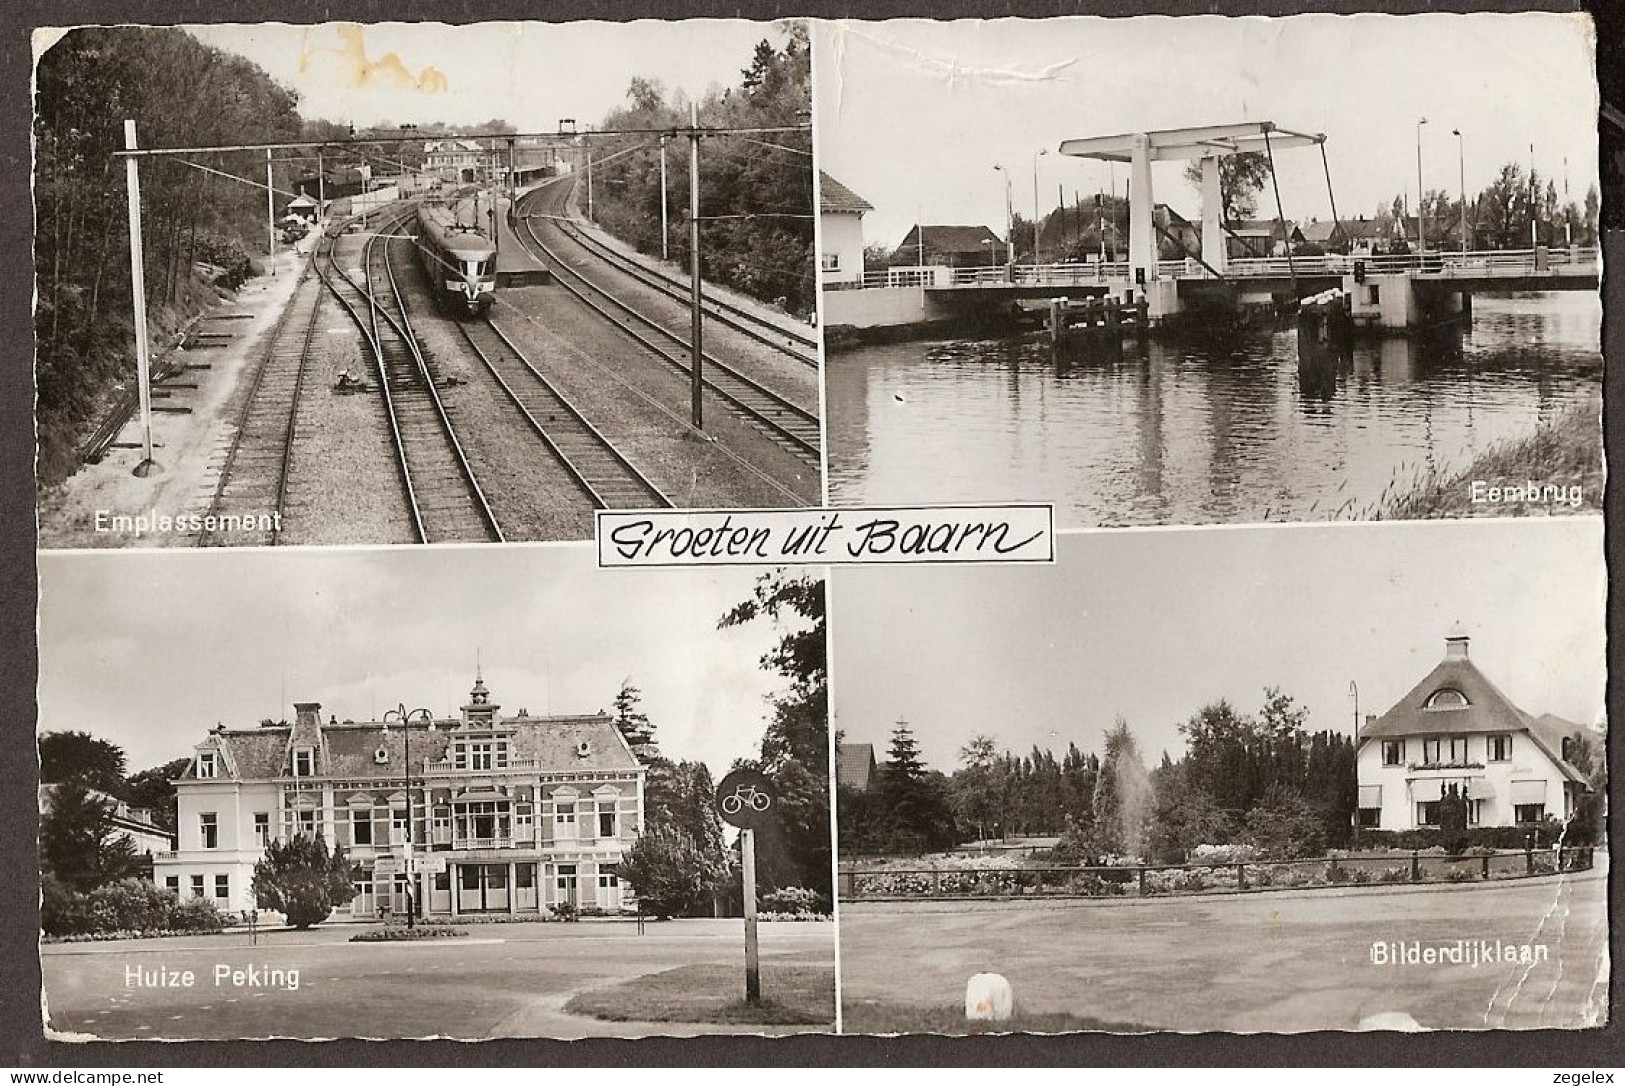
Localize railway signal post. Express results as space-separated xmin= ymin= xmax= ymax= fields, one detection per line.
xmin=122 ymin=120 xmax=159 ymax=477
xmin=266 ymin=149 xmax=276 ymax=276
xmin=688 ymin=102 xmax=704 ymax=430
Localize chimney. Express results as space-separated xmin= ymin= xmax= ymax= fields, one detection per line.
xmin=1445 ymin=623 xmax=1470 ymax=660
xmin=1364 ymin=713 xmax=1377 ymax=731
xmin=293 ymin=702 xmax=322 ymax=728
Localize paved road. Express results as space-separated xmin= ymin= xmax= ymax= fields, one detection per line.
xmin=43 ymin=919 xmax=834 ymax=1040
xmin=839 ymin=869 xmax=1608 ymax=1032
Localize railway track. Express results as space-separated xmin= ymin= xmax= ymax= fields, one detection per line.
xmin=514 ymin=191 xmax=821 ymax=463
xmin=199 ymin=248 xmax=325 ymax=546
xmin=548 ymin=213 xmax=818 ymax=368
xmin=455 ymin=314 xmax=673 ymax=510
xmin=315 ymin=210 xmax=504 ymax=544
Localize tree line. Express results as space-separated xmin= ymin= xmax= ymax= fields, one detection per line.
xmin=839 ymin=688 xmax=1364 ymax=863
xmin=34 ymin=28 xmax=307 ymax=486
xmin=585 ymin=30 xmax=815 ymax=318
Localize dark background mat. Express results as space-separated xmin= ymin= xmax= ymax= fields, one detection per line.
xmin=2 ymin=0 xmax=1620 ymax=1067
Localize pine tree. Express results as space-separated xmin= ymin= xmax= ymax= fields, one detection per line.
xmin=885 ymin=719 xmax=925 ymax=782
xmin=611 ymin=678 xmax=658 ymax=758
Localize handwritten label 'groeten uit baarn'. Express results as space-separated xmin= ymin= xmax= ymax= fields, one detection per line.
xmin=596 ymin=506 xmax=1054 ymax=567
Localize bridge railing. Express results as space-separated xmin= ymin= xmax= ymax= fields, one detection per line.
xmin=824 ymin=248 xmax=1600 ymax=292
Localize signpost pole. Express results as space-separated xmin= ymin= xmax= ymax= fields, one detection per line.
xmin=716 ymin=767 xmax=773 ymax=1007
xmin=742 ymin=826 xmax=760 ymax=1003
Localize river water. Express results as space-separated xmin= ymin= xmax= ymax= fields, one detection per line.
xmin=824 ymin=292 xmax=1602 ymax=526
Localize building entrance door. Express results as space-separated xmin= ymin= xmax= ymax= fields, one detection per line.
xmin=457 ymin=863 xmax=511 ymax=912
xmin=352 ymin=879 xmax=376 ymax=918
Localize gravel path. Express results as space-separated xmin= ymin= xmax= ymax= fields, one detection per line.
xmin=278 ymin=232 xmax=418 ymax=546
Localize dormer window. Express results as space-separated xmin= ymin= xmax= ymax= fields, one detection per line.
xmin=454 ymin=738 xmax=508 ymax=771
xmin=292 ymin=748 xmax=315 ymax=777
xmin=1425 ymin=688 xmax=1469 ymax=710
xmin=197 ymin=751 xmax=217 ymax=779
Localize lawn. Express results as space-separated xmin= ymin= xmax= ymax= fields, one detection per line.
xmin=838 ymin=869 xmax=1607 ymax=1032
xmin=564 ymin=962 xmax=836 ymax=1027
xmin=843 ymin=1001 xmax=1147 ymax=1035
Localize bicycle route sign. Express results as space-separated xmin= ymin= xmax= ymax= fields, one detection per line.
xmin=714 ymin=767 xmax=777 ymax=830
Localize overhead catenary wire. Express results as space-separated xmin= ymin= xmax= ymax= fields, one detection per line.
xmin=111 ymin=123 xmax=811 ymax=159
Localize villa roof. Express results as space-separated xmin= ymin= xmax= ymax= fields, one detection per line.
xmin=1361 ymin=653 xmax=1590 ymax=786
xmin=183 ymin=712 xmax=638 ymax=780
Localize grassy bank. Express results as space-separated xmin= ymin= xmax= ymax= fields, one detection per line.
xmin=1370 ymin=393 xmax=1603 ymax=519
xmin=565 ymin=962 xmax=835 ymax=1027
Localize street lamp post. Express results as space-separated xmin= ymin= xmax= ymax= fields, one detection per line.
xmin=383 ymin=703 xmax=433 ymax=929
xmin=1031 ymin=148 xmax=1048 ymax=266
xmin=1349 ymin=681 xmax=1361 ymax=847
xmin=1415 ymin=117 xmax=1429 ymax=254
xmin=993 ymin=163 xmax=1014 ymax=276
xmin=1451 ymin=129 xmax=1467 ymax=253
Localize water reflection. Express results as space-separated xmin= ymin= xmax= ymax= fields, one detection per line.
xmin=825 ymin=292 xmax=1602 ymax=526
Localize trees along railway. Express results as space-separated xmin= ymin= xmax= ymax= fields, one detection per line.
xmin=547 ymin=211 xmax=818 ymax=369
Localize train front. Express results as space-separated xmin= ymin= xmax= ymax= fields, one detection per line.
xmin=446 ymin=239 xmax=497 ymax=317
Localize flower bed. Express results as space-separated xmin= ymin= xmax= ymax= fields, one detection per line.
xmin=842 ymin=847 xmax=1590 ymax=901
xmin=350 ymin=925 xmax=469 ymax=942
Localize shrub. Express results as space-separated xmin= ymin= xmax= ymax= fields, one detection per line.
xmin=1324 ymin=862 xmax=1351 ymax=884
xmin=169 ymin=895 xmax=229 ymax=933
xmin=252 ymin=833 xmax=359 ymax=929
xmin=553 ymin=901 xmax=580 ymax=922
xmin=40 ymin=874 xmax=95 ymax=937
xmin=1377 ymin=866 xmax=1410 ymax=884
xmin=1442 ymin=868 xmax=1477 ymax=883
xmin=1243 ymin=789 xmax=1326 ymax=860
xmin=41 ymin=878 xmax=225 ymax=938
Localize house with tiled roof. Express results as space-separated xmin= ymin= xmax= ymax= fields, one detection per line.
xmin=892 ymin=224 xmax=1006 ymax=269
xmin=155 ymin=674 xmax=644 ymax=919
xmin=819 ymin=171 xmax=874 ymax=285
xmin=835 ymin=741 xmax=878 ymax=793
xmin=1355 ymin=627 xmax=1593 ymax=832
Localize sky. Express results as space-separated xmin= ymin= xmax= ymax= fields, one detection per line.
xmin=830 ymin=518 xmax=1605 ymax=772
xmin=814 ymin=15 xmax=1601 ymax=251
xmin=37 ymin=547 xmax=807 ymax=782
xmin=177 ymin=20 xmax=798 ymax=132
